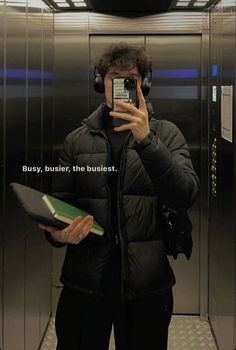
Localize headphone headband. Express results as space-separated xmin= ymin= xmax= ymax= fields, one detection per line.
xmin=94 ymin=67 xmax=152 ymax=96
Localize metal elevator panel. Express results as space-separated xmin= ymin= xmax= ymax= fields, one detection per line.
xmin=208 ymin=1 xmax=236 ymax=349
xmin=200 ymin=11 xmax=210 ymax=321
xmin=146 ymin=35 xmax=201 ymax=314
xmin=4 ymin=2 xmax=27 ymax=349
xmin=53 ymin=11 xmax=90 ymax=312
xmin=40 ymin=5 xmax=54 ymax=341
xmin=0 ymin=1 xmax=4 ymax=348
xmin=25 ymin=4 xmax=43 ymax=349
xmin=1 ymin=1 xmax=54 ymax=349
xmin=89 ymin=34 xmax=201 ymax=314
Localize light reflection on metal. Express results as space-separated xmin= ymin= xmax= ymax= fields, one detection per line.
xmin=0 ymin=68 xmax=54 ymax=80
xmin=174 ymin=0 xmax=220 ymax=8
xmin=153 ymin=68 xmax=198 ymax=79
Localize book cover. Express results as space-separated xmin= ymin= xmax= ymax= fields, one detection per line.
xmin=42 ymin=194 xmax=104 ymax=236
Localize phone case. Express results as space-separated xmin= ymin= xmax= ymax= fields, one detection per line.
xmin=112 ymin=77 xmax=137 ymax=127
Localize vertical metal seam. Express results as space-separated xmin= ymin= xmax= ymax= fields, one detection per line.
xmin=3 ymin=0 xmax=6 ymax=213
xmin=41 ymin=5 xmax=44 ymax=191
xmin=200 ymin=10 xmax=210 ymax=321
xmin=24 ymin=2 xmax=28 ymax=349
xmin=25 ymin=0 xmax=28 ymax=185
xmin=2 ymin=3 xmax=6 ymax=349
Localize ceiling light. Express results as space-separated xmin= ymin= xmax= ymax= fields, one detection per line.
xmin=56 ymin=2 xmax=70 ymax=6
xmin=74 ymin=2 xmax=87 ymax=6
xmin=176 ymin=2 xmax=190 ymax=5
xmin=54 ymin=0 xmax=68 ymax=3
xmin=193 ymin=2 xmax=207 ymax=5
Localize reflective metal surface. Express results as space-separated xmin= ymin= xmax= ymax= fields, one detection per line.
xmin=1 ymin=0 xmax=53 ymax=349
xmin=53 ymin=11 xmax=90 ymax=309
xmin=208 ymin=0 xmax=236 ymax=349
xmin=0 ymin=1 xmax=5 ymax=348
xmin=147 ymin=34 xmax=201 ymax=314
xmin=0 ymin=3 xmax=235 ymax=350
xmin=4 ymin=1 xmax=27 ymax=348
xmin=200 ymin=11 xmax=210 ymax=321
xmin=40 ymin=315 xmax=218 ymax=350
xmin=88 ymin=11 xmax=203 ymax=34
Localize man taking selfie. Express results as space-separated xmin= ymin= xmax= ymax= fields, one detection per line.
xmin=40 ymin=42 xmax=199 ymax=350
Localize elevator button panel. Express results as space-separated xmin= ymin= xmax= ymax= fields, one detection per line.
xmin=210 ymin=137 xmax=217 ymax=197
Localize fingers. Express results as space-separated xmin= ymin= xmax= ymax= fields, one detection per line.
xmin=137 ymin=85 xmax=146 ymax=110
xmin=74 ymin=215 xmax=93 ymax=236
xmin=109 ymin=110 xmax=139 ymax=123
xmin=111 ymin=100 xmax=138 ymax=115
xmin=67 ymin=215 xmax=83 ymax=231
xmin=62 ymin=215 xmax=94 ymax=245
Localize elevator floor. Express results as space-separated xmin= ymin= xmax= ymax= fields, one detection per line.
xmin=40 ymin=315 xmax=217 ymax=349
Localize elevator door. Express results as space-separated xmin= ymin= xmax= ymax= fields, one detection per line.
xmin=89 ymin=35 xmax=201 ymax=314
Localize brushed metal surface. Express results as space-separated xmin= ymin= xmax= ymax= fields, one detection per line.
xmin=52 ymin=12 xmax=89 ymax=299
xmin=40 ymin=315 xmax=218 ymax=350
xmin=146 ymin=34 xmax=201 ymax=314
xmin=4 ymin=1 xmax=27 ymax=349
xmin=40 ymin=5 xmax=54 ymax=341
xmin=200 ymin=11 xmax=210 ymax=321
xmin=0 ymin=1 xmax=4 ymax=348
xmin=208 ymin=1 xmax=236 ymax=349
xmin=2 ymin=1 xmax=54 ymax=349
xmin=54 ymin=12 xmax=89 ymax=145
xmin=25 ymin=3 xmax=43 ymax=350
xmin=88 ymin=11 xmax=203 ymax=34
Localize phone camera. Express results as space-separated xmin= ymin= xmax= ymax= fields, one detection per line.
xmin=124 ymin=77 xmax=136 ymax=90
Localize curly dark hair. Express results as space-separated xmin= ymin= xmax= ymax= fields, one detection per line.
xmin=95 ymin=42 xmax=152 ymax=79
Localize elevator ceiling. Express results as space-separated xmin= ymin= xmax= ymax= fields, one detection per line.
xmin=43 ymin=0 xmax=220 ymax=12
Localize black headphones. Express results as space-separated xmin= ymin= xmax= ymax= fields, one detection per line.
xmin=93 ymin=66 xmax=152 ymax=96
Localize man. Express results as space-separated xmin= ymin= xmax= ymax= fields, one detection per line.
xmin=40 ymin=42 xmax=199 ymax=350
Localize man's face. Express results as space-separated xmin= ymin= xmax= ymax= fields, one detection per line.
xmin=104 ymin=66 xmax=142 ymax=108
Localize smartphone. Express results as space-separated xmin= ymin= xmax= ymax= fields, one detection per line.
xmin=112 ymin=77 xmax=138 ymax=127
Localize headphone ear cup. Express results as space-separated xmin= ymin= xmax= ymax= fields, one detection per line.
xmin=141 ymin=77 xmax=151 ymax=96
xmin=94 ymin=73 xmax=105 ymax=93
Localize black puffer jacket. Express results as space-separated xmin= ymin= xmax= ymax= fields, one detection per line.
xmin=51 ymin=103 xmax=199 ymax=299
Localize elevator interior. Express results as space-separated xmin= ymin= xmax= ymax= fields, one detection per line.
xmin=0 ymin=1 xmax=236 ymax=350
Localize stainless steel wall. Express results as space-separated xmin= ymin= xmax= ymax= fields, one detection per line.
xmin=207 ymin=0 xmax=236 ymax=349
xmin=0 ymin=2 xmax=4 ymax=348
xmin=0 ymin=1 xmax=54 ymax=349
xmin=53 ymin=11 xmax=204 ymax=316
xmin=1 ymin=4 xmax=235 ymax=349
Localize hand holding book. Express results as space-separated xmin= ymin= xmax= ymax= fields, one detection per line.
xmin=10 ymin=183 xmax=104 ymax=240
xmin=39 ymin=214 xmax=94 ymax=245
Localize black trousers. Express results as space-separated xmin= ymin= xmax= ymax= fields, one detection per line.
xmin=55 ymin=249 xmax=173 ymax=350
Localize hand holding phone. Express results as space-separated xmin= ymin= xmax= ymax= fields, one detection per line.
xmin=110 ymin=84 xmax=150 ymax=142
xmin=112 ymin=77 xmax=138 ymax=127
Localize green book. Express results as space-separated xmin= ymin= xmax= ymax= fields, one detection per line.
xmin=42 ymin=194 xmax=104 ymax=236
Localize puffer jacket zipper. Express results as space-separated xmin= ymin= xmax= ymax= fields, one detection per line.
xmin=117 ymin=132 xmax=133 ymax=298
xmin=90 ymin=128 xmax=118 ymax=247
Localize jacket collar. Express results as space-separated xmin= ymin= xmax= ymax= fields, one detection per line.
xmin=81 ymin=100 xmax=157 ymax=132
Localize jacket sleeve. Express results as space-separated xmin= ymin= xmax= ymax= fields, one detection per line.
xmin=45 ymin=132 xmax=76 ymax=248
xmin=133 ymin=120 xmax=199 ymax=210
xmin=52 ymin=132 xmax=77 ymax=205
